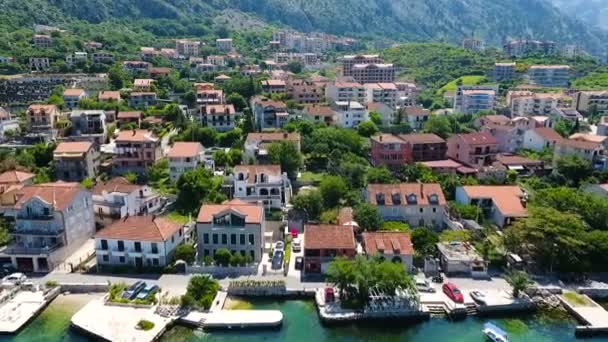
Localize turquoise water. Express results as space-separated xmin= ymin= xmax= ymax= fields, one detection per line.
xmin=3 ymin=296 xmax=608 ymax=341
xmin=159 ymin=299 xmax=608 ymax=342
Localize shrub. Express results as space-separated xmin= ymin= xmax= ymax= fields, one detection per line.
xmin=45 ymin=280 xmax=59 ymax=288
xmin=137 ymin=320 xmax=155 ymax=331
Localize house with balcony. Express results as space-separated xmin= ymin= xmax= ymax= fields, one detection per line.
xmin=554 ymin=138 xmax=607 ymax=170
xmin=232 ymin=165 xmax=292 ymax=209
xmin=95 ymin=215 xmax=186 ymax=269
xmin=370 ymin=134 xmax=411 ymax=168
xmin=0 ymin=107 xmax=19 ymax=142
xmin=129 ymin=92 xmax=157 ymax=109
xmin=325 ymin=81 xmax=365 ymax=103
xmin=63 ymin=88 xmax=87 ymax=109
xmin=261 ymin=80 xmax=287 ymax=94
xmin=69 ymin=109 xmax=107 ymax=144
xmin=53 ymin=141 xmax=99 ymax=182
xmin=399 ymin=133 xmax=447 ymax=162
xmin=364 ymin=83 xmax=398 ymax=108
xmin=575 ymin=91 xmax=608 ymax=116
xmin=168 ymin=142 xmax=205 ymax=181
xmin=113 ymin=129 xmax=162 ymax=175
xmin=244 ymin=132 xmax=301 ymax=164
xmin=302 ymin=105 xmax=337 ymax=125
xmin=447 ymin=132 xmax=499 ymax=167
xmin=92 ymin=177 xmax=162 ymax=220
xmin=116 ymin=111 xmax=142 ymax=128
xmin=98 ymin=91 xmax=121 ymax=103
xmin=303 ymin=224 xmax=356 ymax=274
xmin=196 ymin=199 xmax=265 ymax=262
xmin=522 ymin=127 xmax=562 ymax=152
xmin=26 ymin=104 xmax=61 ymax=141
xmin=480 ymin=123 xmax=526 ymax=153
xmin=204 ymin=104 xmax=238 ymax=132
xmin=332 ymin=101 xmax=368 ymax=128
xmin=123 ymin=61 xmax=151 ymax=73
xmin=366 ymin=183 xmax=446 ymax=229
xmin=402 ymin=107 xmax=431 ymax=130
xmin=0 ymin=182 xmax=95 ymax=272
xmin=455 ymin=185 xmax=528 ymax=227
xmin=362 ymin=232 xmax=414 ymax=272
xmin=133 ymin=79 xmax=155 ymax=92
xmin=251 ymin=96 xmax=289 ymax=130
xmin=526 ymin=65 xmax=570 ymax=87
xmin=0 ymin=171 xmax=34 ymax=194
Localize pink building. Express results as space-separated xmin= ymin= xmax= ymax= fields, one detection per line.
xmin=370 ymin=134 xmax=412 ymax=168
xmin=447 ymin=132 xmax=499 ymax=167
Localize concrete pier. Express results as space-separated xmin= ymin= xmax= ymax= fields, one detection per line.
xmin=559 ymin=292 xmax=608 ymax=337
xmin=180 ymin=309 xmax=283 ymax=329
xmin=0 ymin=286 xmax=60 ymax=334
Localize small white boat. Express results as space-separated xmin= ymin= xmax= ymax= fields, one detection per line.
xmin=483 ymin=322 xmax=509 ymax=342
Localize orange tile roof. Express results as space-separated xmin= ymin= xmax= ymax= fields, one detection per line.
xmin=370 ymin=134 xmax=405 ymax=144
xmin=27 ymin=104 xmax=58 ymax=114
xmin=95 ymin=215 xmax=182 ymax=242
xmin=92 ymin=177 xmax=142 ymax=196
xmin=233 ymin=165 xmax=282 ymax=181
xmin=63 ymin=88 xmax=85 ymax=97
xmin=336 ymin=207 xmax=355 ymax=226
xmin=558 ymin=138 xmax=602 ymax=150
xmin=304 ymin=105 xmax=337 ymax=117
xmin=460 ymin=186 xmax=528 ymax=217
xmin=398 ymin=133 xmax=445 ymax=144
xmin=10 ymin=182 xmax=83 ymax=211
xmin=115 ymin=129 xmax=158 ymax=143
xmin=197 ymin=199 xmax=264 ymax=224
xmin=455 ymin=132 xmax=498 ymax=145
xmin=98 ymin=91 xmax=121 ymax=101
xmin=168 ymin=142 xmax=203 ymax=158
xmin=362 ymin=232 xmax=414 ymax=255
xmin=367 ymin=183 xmax=446 ymax=206
xmin=403 ymin=107 xmax=430 ymax=116
xmin=204 ymin=104 xmax=236 ymax=115
xmin=54 ymin=141 xmax=93 ymax=154
xmin=117 ymin=111 xmax=143 ymax=119
xmin=0 ymin=171 xmax=35 ymax=184
xmin=531 ymin=127 xmax=562 ymax=142
xmin=245 ymin=132 xmax=301 ymax=143
xmin=304 ymin=224 xmax=356 ymax=250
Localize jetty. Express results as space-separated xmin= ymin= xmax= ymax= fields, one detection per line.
xmin=559 ymin=291 xmax=608 ymax=337
xmin=0 ymin=285 xmax=60 ymax=334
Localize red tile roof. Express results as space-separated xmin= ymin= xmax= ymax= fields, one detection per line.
xmin=362 ymin=232 xmax=414 ymax=256
xmin=54 ymin=141 xmax=93 ymax=154
xmin=246 ymin=132 xmax=300 ymax=143
xmin=398 ymin=133 xmax=446 ymax=144
xmin=304 ymin=105 xmax=337 ymax=117
xmin=27 ymin=104 xmax=58 ymax=114
xmin=204 ymin=104 xmax=236 ymax=115
xmin=115 ymin=129 xmax=158 ymax=143
xmin=403 ymin=107 xmax=430 ymax=116
xmin=460 ymin=186 xmax=527 ymax=217
xmin=117 ymin=111 xmax=143 ymax=119
xmin=98 ymin=91 xmax=121 ymax=101
xmin=455 ymin=132 xmax=498 ymax=145
xmin=168 ymin=142 xmax=203 ymax=158
xmin=95 ymin=215 xmax=182 ymax=242
xmin=531 ymin=127 xmax=562 ymax=142
xmin=10 ymin=182 xmax=83 ymax=211
xmin=92 ymin=177 xmax=142 ymax=196
xmin=370 ymin=134 xmax=405 ymax=144
xmin=63 ymin=88 xmax=85 ymax=97
xmin=197 ymin=199 xmax=264 ymax=224
xmin=0 ymin=171 xmax=35 ymax=184
xmin=367 ymin=183 xmax=446 ymax=206
xmin=304 ymin=224 xmax=356 ymax=250
xmin=336 ymin=207 xmax=356 ymax=226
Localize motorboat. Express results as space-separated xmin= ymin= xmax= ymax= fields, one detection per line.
xmin=483 ymin=322 xmax=509 ymax=342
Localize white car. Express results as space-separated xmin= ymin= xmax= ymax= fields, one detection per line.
xmin=292 ymin=238 xmax=302 ymax=252
xmin=3 ymin=273 xmax=26 ymax=285
xmin=415 ymin=279 xmax=436 ymax=293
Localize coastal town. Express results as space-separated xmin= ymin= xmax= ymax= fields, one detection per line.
xmin=2 ymin=6 xmax=608 ymax=342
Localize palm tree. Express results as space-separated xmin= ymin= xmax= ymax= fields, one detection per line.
xmin=505 ymin=271 xmax=532 ymax=298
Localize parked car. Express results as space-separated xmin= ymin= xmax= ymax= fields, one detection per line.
xmin=415 ymin=279 xmax=436 ymax=293
xmin=275 ymin=241 xmax=285 ymax=252
xmin=442 ymin=282 xmax=464 ymax=303
xmin=432 ymin=274 xmax=444 ymax=283
xmin=122 ymin=281 xmax=146 ymax=300
xmin=272 ymin=250 xmax=284 ymax=270
xmin=2 ymin=273 xmax=26 ymax=285
xmin=469 ymin=290 xmax=487 ymax=305
xmin=292 ymin=238 xmax=302 ymax=252
xmin=0 ymin=264 xmax=16 ymax=277
xmin=295 ymin=256 xmax=303 ymax=270
xmin=136 ymin=284 xmax=160 ymax=300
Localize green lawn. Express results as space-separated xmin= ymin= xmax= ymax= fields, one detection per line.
xmin=562 ymin=291 xmax=595 ymax=307
xmin=299 ymin=171 xmax=326 ymax=182
xmin=439 ymin=75 xmax=486 ymax=94
xmin=166 ymin=211 xmax=192 ymax=224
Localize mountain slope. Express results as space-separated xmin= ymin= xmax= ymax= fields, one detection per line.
xmin=214 ymin=0 xmax=606 ymax=55
xmin=549 ymin=0 xmax=608 ymax=31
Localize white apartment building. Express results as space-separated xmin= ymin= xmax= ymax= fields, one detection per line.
xmin=351 ymin=63 xmax=396 ymax=84
xmin=204 ymin=104 xmax=239 ymax=132
xmin=232 ymin=165 xmax=292 ymax=210
xmin=455 ymin=89 xmax=496 ymax=114
xmin=325 ymin=81 xmax=365 ymax=103
xmin=526 ymin=65 xmax=571 ymax=87
xmin=216 ymin=38 xmax=233 ymax=52
xmin=168 ymin=142 xmax=205 ymax=181
xmin=244 ymin=132 xmax=301 ymax=163
xmin=196 ymin=199 xmax=265 ymax=262
xmin=175 ymin=39 xmax=200 ymax=57
xmin=63 ymin=88 xmax=87 ymax=109
xmin=364 ymin=83 xmax=398 ymax=108
xmin=331 ymin=101 xmax=368 ymax=128
xmin=575 ymin=91 xmax=608 ymax=115
xmin=95 ymin=215 xmax=186 ymax=268
xmin=341 ymin=54 xmax=383 ymax=77
xmin=492 ymin=63 xmax=516 ymax=81
xmin=507 ymin=91 xmax=568 ymax=117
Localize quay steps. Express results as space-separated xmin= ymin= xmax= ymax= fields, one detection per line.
xmin=465 ymin=303 xmax=477 ymax=316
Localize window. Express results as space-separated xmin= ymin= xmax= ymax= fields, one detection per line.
xmin=100 ymin=240 xmax=108 ymax=250
xmin=231 ymin=234 xmax=236 ymax=245
xmin=134 ymin=242 xmax=141 ymax=252
xmin=171 ymin=236 xmax=175 ymax=243
xmin=119 ymin=256 xmax=125 ymax=263
xmin=419 ymin=208 xmax=423 ymax=213
xmin=102 ymin=255 xmax=109 ymax=262
xmin=152 ymin=258 xmax=159 ymax=266
xmin=117 ymin=240 xmax=124 ymax=252
xmin=432 ymin=207 xmax=437 ymax=213
xmin=250 ymin=250 xmax=255 ymax=259
xmin=222 ymin=234 xmax=227 ymax=244
xmin=212 ymin=234 xmax=218 ymax=244
xmin=204 ymin=234 xmax=209 ymax=244
xmin=240 ymin=234 xmax=245 ymax=245
xmin=151 ymin=243 xmax=158 ymax=254
xmin=248 ymin=234 xmax=254 ymax=245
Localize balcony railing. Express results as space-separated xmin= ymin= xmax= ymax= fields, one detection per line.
xmin=16 ymin=214 xmax=54 ymax=221
xmin=12 ymin=227 xmax=64 ymax=237
xmin=3 ymin=243 xmax=63 ymax=255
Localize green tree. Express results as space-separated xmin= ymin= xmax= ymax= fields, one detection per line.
xmin=176 ymin=168 xmax=226 ymax=213
xmin=268 ymin=141 xmax=302 ymax=180
xmin=353 ymin=203 xmax=383 ymax=231
xmin=226 ymin=93 xmax=247 ymax=112
xmin=286 ymin=60 xmax=304 ymax=74
xmin=319 ymin=175 xmax=348 ymax=208
xmin=357 ymin=121 xmax=379 ymax=137
xmin=326 ymin=257 xmax=357 ymax=299
xmin=440 ymin=229 xmax=472 ymax=242
xmin=109 ymin=63 xmax=128 ymax=90
xmin=398 ymin=163 xmax=437 ymax=183
xmin=423 ymin=115 xmax=452 ymax=139
xmin=555 ymin=155 xmax=594 ymax=187
xmin=214 ymin=150 xmax=229 ymax=168
xmin=291 ymin=189 xmax=324 ymax=221
xmin=505 ymin=271 xmax=532 ymax=298
xmin=214 ymin=248 xmax=232 ymax=267
xmin=80 ymin=177 xmax=94 ymax=189
xmin=411 ymin=227 xmax=439 ymax=257
xmin=369 ymin=111 xmax=383 ymax=126
xmin=450 ymin=202 xmax=482 ymax=220
xmin=227 ymin=148 xmax=243 ymax=167
xmin=373 ymin=258 xmax=415 ymax=296
xmin=366 ymin=166 xmax=395 ymax=184
xmin=381 ymin=221 xmax=411 ymax=232
xmin=146 ymin=158 xmax=170 ymax=188
xmin=173 ymin=244 xmax=196 ymax=263
xmin=182 ymin=275 xmax=219 ymax=309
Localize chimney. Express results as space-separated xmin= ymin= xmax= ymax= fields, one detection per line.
xmin=379 ymin=135 xmax=382 ymax=142
xmin=420 ymin=183 xmax=424 ymax=197
xmin=152 ymin=214 xmax=157 ymax=221
xmin=132 ymin=129 xmax=136 ymax=136
xmin=283 ymin=133 xmax=288 ymax=139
